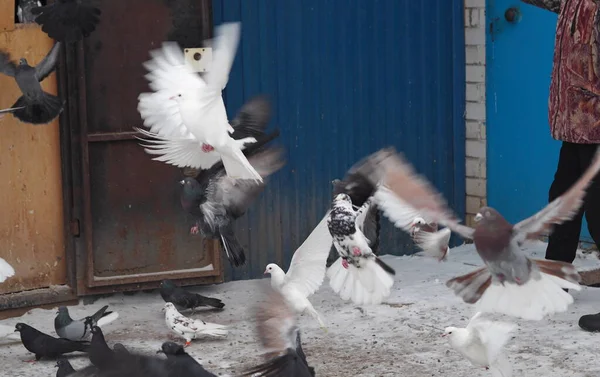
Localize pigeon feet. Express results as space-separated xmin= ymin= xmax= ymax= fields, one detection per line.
xmin=352 ymin=247 xmax=361 ymax=257
xmin=201 ymin=143 xmax=214 ymax=153
xmin=341 ymin=259 xmax=349 ymax=269
xmin=184 ymin=341 xmax=192 ymax=347
xmin=190 ymin=225 xmax=199 ymax=235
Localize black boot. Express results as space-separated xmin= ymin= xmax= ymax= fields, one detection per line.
xmin=578 ymin=313 xmax=600 ymax=332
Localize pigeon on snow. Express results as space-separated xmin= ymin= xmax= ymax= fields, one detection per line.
xmin=443 ymin=312 xmax=515 ymax=377
xmin=163 ymin=302 xmax=228 ymax=347
xmin=182 ymin=145 xmax=285 ymax=267
xmin=55 ymin=305 xmax=119 ymax=341
xmin=0 ymin=42 xmax=64 ymax=125
xmin=136 ymin=22 xmax=264 ymax=182
xmin=15 ymin=323 xmax=90 ymax=361
xmin=359 ymin=147 xmax=597 ymax=321
xmin=56 ymin=357 xmax=78 ymax=377
xmin=158 ymin=341 xmax=217 ymax=377
xmin=17 ymin=0 xmax=42 ymax=23
xmin=31 ymin=0 xmax=102 ymax=43
xmin=264 ymin=214 xmax=333 ymax=329
xmin=0 ymin=257 xmax=15 ymax=283
xmin=241 ymin=287 xmax=315 ymax=377
xmin=159 ymin=279 xmax=224 ymax=311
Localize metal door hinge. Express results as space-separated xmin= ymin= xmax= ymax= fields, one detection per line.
xmin=184 ymin=47 xmax=212 ymax=73
xmin=70 ymin=219 xmax=80 ymax=237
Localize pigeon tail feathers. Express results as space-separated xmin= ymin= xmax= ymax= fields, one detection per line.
xmin=219 ymin=225 xmax=246 ymax=267
xmin=489 ymin=353 xmax=513 ymax=377
xmin=12 ymin=92 xmax=64 ymax=125
xmin=220 ymin=144 xmax=263 ymax=182
xmin=450 ymin=261 xmax=581 ymax=320
xmin=327 ymin=257 xmax=394 ymax=305
xmin=96 ymin=312 xmax=119 ymax=328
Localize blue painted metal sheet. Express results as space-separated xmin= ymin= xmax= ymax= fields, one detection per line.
xmin=213 ymin=0 xmax=466 ymax=281
xmin=486 ymin=1 xmax=592 ymax=241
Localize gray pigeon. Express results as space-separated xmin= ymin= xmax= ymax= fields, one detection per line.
xmin=358 ymin=147 xmax=600 ymax=321
xmin=55 ymin=305 xmax=119 ymax=341
xmin=17 ymin=0 xmax=42 ymax=23
xmin=0 ymin=41 xmax=64 ymax=125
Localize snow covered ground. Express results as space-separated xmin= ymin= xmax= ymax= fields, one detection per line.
xmin=1 ymin=241 xmax=600 ymax=377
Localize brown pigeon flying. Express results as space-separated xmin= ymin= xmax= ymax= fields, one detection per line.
xmin=356 ymin=147 xmax=600 ymax=321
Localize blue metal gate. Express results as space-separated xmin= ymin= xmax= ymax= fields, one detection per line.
xmin=213 ymin=0 xmax=466 ymax=281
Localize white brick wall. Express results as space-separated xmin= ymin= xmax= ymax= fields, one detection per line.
xmin=464 ymin=0 xmax=487 ymax=227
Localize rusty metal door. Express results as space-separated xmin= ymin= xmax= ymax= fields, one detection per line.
xmin=67 ymin=0 xmax=222 ymax=295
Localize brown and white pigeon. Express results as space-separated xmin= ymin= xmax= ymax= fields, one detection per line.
xmin=240 ymin=286 xmax=315 ymax=377
xmin=356 ymin=147 xmax=600 ymax=321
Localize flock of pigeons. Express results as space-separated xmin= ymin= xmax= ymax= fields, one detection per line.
xmin=1 ymin=1 xmax=600 ymax=376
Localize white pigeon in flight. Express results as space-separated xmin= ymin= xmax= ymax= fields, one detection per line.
xmin=0 ymin=258 xmax=15 ymax=283
xmin=136 ymin=22 xmax=263 ymax=182
xmin=443 ymin=312 xmax=516 ymax=377
xmin=163 ymin=302 xmax=228 ymax=346
xmin=264 ymin=214 xmax=333 ymax=330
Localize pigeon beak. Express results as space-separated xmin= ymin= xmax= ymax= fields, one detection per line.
xmin=156 ymin=350 xmax=164 ymax=354
xmin=441 ymin=333 xmax=447 ymax=337
xmin=264 ymin=270 xmax=268 ymax=275
xmin=474 ymin=213 xmax=483 ymax=222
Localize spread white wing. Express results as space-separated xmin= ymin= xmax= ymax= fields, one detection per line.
xmin=0 ymin=258 xmax=14 ymax=283
xmin=283 ymin=212 xmax=333 ymax=298
xmin=467 ymin=312 xmax=516 ymax=364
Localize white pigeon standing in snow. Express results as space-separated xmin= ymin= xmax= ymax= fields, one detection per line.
xmin=326 ymin=194 xmax=396 ymax=305
xmin=136 ymin=22 xmax=263 ymax=182
xmin=0 ymin=258 xmax=15 ymax=283
xmin=163 ymin=302 xmax=228 ymax=346
xmin=443 ymin=312 xmax=516 ymax=377
xmin=264 ymin=214 xmax=333 ymax=330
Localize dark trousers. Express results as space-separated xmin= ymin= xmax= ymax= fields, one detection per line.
xmin=545 ymin=142 xmax=600 ymax=263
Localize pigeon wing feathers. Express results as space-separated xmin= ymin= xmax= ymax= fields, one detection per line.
xmin=255 ymin=287 xmax=297 ymax=352
xmin=134 ymin=128 xmax=222 ymax=169
xmin=0 ymin=257 xmax=15 ymax=283
xmin=367 ymin=148 xmax=475 ymax=239
xmin=35 ymin=41 xmax=61 ymax=81
xmin=513 ymin=147 xmax=600 ymax=243
xmin=171 ymin=314 xmax=199 ymax=334
xmin=283 ymin=213 xmax=333 ymax=297
xmin=201 ymin=147 xmax=286 ymax=219
xmin=0 ymin=51 xmax=16 ymax=77
xmin=469 ymin=317 xmax=516 ymax=364
xmin=203 ymin=22 xmax=241 ymax=91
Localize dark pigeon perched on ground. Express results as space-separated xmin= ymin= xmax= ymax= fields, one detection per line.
xmin=159 ymin=279 xmax=224 ymax=311
xmin=0 ymin=42 xmax=65 ymax=125
xmin=359 ymin=147 xmax=600 ymax=321
xmin=56 ymin=357 xmax=78 ymax=377
xmin=179 ymin=96 xmax=284 ymax=268
xmin=241 ymin=287 xmax=315 ymax=377
xmin=158 ymin=342 xmax=216 ymax=377
xmin=55 ymin=305 xmax=118 ymax=341
xmin=31 ymin=0 xmax=102 ymax=43
xmin=15 ymin=323 xmax=89 ymax=361
xmin=88 ymin=326 xmax=119 ymax=370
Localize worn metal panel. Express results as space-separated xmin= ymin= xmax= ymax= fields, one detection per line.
xmin=213 ymin=0 xmax=466 ymax=281
xmin=70 ymin=0 xmax=223 ymax=293
xmin=0 ymin=25 xmax=67 ymax=294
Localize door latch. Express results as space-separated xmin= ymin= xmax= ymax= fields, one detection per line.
xmin=184 ymin=47 xmax=212 ymax=73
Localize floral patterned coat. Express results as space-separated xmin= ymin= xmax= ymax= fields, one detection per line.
xmin=523 ymin=0 xmax=600 ymax=143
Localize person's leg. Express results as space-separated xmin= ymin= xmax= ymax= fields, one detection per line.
xmin=545 ymin=142 xmax=585 ymax=263
xmin=576 ymin=144 xmax=600 ymax=332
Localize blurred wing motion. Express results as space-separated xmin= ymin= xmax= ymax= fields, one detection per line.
xmin=31 ymin=0 xmax=102 ymax=43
